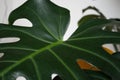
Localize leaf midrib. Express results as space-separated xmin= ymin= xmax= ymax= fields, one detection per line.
xmin=58 ymin=8 xmax=62 ymax=40
xmin=0 ymin=41 xmax=63 ymax=76
xmin=26 ymin=7 xmax=59 ymax=40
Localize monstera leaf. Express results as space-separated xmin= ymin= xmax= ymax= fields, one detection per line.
xmin=0 ymin=0 xmax=120 ymax=80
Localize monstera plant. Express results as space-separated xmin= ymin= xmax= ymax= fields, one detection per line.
xmin=0 ymin=0 xmax=120 ymax=80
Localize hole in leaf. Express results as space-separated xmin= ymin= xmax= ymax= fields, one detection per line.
xmin=77 ymin=59 xmax=100 ymax=71
xmin=102 ymin=44 xmax=116 ymax=55
xmin=83 ymin=9 xmax=100 ymax=16
xmin=12 ymin=72 xmax=28 ymax=80
xmin=102 ymin=24 xmax=120 ymax=32
xmin=0 ymin=37 xmax=20 ymax=44
xmin=16 ymin=76 xmax=26 ymax=80
xmin=0 ymin=53 xmax=4 ymax=58
xmin=51 ymin=73 xmax=58 ymax=80
xmin=51 ymin=73 xmax=62 ymax=80
xmin=13 ymin=18 xmax=33 ymax=27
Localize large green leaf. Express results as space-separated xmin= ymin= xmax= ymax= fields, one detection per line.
xmin=0 ymin=0 xmax=120 ymax=80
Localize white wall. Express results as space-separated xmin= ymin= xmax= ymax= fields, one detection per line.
xmin=0 ymin=0 xmax=13 ymax=23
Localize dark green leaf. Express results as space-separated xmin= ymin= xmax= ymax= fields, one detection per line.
xmin=0 ymin=0 xmax=120 ymax=80
xmin=84 ymin=70 xmax=111 ymax=80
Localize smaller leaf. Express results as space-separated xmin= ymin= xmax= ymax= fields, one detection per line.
xmin=82 ymin=6 xmax=106 ymax=18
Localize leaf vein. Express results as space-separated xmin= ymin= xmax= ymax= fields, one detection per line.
xmin=69 ymin=36 xmax=120 ymax=41
xmin=0 ymin=29 xmax=52 ymax=44
xmin=26 ymin=7 xmax=59 ymax=40
xmin=31 ymin=58 xmax=41 ymax=80
xmin=49 ymin=49 xmax=79 ymax=80
xmin=0 ymin=47 xmax=37 ymax=52
xmin=0 ymin=41 xmax=62 ymax=76
xmin=63 ymin=43 xmax=120 ymax=73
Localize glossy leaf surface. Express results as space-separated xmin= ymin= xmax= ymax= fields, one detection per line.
xmin=0 ymin=0 xmax=120 ymax=80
